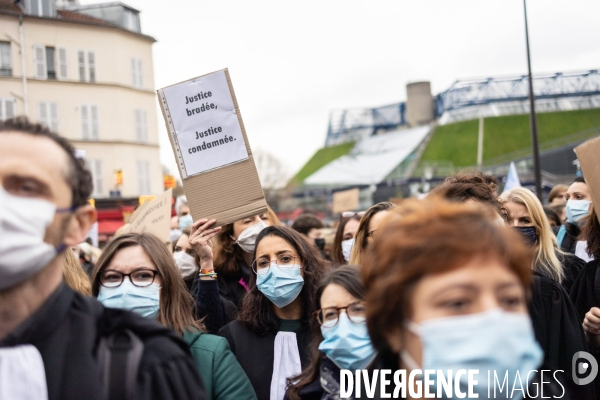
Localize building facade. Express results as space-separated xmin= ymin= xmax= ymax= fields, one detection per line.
xmin=0 ymin=0 xmax=162 ymax=198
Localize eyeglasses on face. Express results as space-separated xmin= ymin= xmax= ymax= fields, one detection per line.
xmin=252 ymin=253 xmax=299 ymax=274
xmin=99 ymin=269 xmax=160 ymax=288
xmin=314 ymin=301 xmax=367 ymax=327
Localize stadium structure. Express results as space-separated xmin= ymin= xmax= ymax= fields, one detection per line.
xmin=283 ymin=69 xmax=600 ymax=213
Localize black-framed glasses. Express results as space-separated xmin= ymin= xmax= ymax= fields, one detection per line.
xmin=252 ymin=253 xmax=299 ymax=274
xmin=99 ymin=269 xmax=160 ymax=288
xmin=341 ymin=211 xmax=365 ymax=218
xmin=314 ymin=301 xmax=366 ymax=327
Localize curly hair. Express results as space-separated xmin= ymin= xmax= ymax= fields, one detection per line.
xmin=0 ymin=116 xmax=93 ymax=206
xmin=236 ymin=226 xmax=331 ymax=334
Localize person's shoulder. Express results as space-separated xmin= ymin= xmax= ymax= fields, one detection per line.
xmin=185 ymin=330 xmax=230 ymax=354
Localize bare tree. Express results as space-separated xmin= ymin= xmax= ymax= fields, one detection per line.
xmin=254 ymin=148 xmax=289 ymax=190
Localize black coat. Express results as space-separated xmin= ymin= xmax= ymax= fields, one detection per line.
xmin=560 ymin=222 xmax=580 ymax=255
xmin=217 ymin=260 xmax=253 ymax=308
xmin=529 ymin=272 xmax=595 ymax=399
xmin=0 ymin=284 xmax=206 ymax=400
xmin=218 ymin=320 xmax=313 ymax=400
xmin=559 ymin=252 xmax=586 ymax=294
xmin=568 ymin=259 xmax=600 ymax=396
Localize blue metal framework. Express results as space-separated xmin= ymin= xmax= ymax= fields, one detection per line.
xmin=326 ymin=102 xmax=405 ymax=146
xmin=435 ymin=69 xmax=600 ymax=116
xmin=325 ymin=69 xmax=600 ymax=147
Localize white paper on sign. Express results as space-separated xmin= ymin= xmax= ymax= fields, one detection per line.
xmin=162 ymin=70 xmax=249 ymax=177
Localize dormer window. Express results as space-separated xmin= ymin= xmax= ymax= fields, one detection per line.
xmin=24 ymin=0 xmax=57 ymax=18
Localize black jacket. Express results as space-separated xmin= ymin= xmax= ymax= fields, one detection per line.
xmin=529 ymin=272 xmax=595 ymax=399
xmin=560 ymin=222 xmax=580 ymax=255
xmin=218 ymin=319 xmax=313 ymax=400
xmin=217 ymin=260 xmax=252 ymax=308
xmin=0 ymin=284 xmax=206 ymax=400
xmin=559 ymin=252 xmax=586 ymax=294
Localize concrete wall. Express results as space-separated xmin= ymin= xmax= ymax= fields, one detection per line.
xmin=0 ymin=13 xmax=162 ymax=198
xmin=406 ymin=81 xmax=434 ymax=127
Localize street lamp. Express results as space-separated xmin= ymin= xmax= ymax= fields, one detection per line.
xmin=523 ymin=0 xmax=543 ymax=200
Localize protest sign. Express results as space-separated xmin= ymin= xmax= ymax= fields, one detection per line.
xmin=123 ymin=189 xmax=173 ymax=243
xmin=157 ymin=69 xmax=267 ymax=226
xmin=332 ymin=188 xmax=360 ymax=214
xmin=574 ymin=136 xmax=600 ymax=224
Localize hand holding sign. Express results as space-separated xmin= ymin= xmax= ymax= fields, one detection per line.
xmin=158 ymin=69 xmax=267 ymax=226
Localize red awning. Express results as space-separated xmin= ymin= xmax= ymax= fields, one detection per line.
xmin=98 ymin=220 xmax=124 ymax=235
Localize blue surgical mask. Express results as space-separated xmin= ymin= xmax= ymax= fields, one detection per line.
xmin=98 ymin=280 xmax=161 ymax=319
xmin=179 ymin=214 xmax=193 ymax=230
xmin=403 ymin=309 xmax=543 ymax=400
xmin=566 ymin=199 xmax=591 ymax=225
xmin=318 ymin=313 xmax=376 ymax=371
xmin=256 ymin=263 xmax=304 ymax=308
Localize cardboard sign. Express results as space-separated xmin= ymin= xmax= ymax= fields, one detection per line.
xmin=158 ymin=69 xmax=267 ymax=226
xmin=332 ymin=188 xmax=360 ymax=214
xmin=574 ymin=136 xmax=600 ymax=224
xmin=124 ymin=189 xmax=173 ymax=242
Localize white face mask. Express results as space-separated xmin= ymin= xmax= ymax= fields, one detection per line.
xmin=173 ymin=251 xmax=198 ymax=279
xmin=235 ymin=220 xmax=268 ymax=254
xmin=0 ymin=185 xmax=64 ymax=289
xmin=341 ymin=238 xmax=355 ymax=262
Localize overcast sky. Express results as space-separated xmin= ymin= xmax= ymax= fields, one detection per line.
xmin=82 ymin=0 xmax=600 ymax=182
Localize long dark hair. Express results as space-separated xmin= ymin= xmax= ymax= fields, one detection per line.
xmin=286 ymin=265 xmax=365 ymax=400
xmin=581 ymin=204 xmax=600 ymax=260
xmin=332 ymin=215 xmax=362 ymax=266
xmin=237 ymin=226 xmax=330 ymax=334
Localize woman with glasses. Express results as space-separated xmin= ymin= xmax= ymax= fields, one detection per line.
xmin=91 ymin=232 xmax=257 ymax=400
xmin=348 ymin=202 xmax=395 ymax=266
xmin=285 ymin=265 xmax=375 ymax=400
xmin=218 ymin=226 xmax=330 ymax=400
xmin=332 ymin=212 xmax=362 ymax=266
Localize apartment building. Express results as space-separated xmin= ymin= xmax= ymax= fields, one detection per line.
xmin=0 ymin=0 xmax=162 ymax=198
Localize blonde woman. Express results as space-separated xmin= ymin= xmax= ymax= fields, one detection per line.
xmin=63 ymin=249 xmax=92 ymax=295
xmin=502 ymin=188 xmax=585 ymax=292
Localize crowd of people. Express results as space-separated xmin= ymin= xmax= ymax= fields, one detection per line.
xmin=1 ymin=116 xmax=599 ymax=399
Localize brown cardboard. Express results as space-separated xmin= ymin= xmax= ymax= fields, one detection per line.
xmin=157 ymin=69 xmax=267 ymax=227
xmin=125 ymin=189 xmax=173 ymax=242
xmin=574 ymin=136 xmax=600 ymax=224
xmin=332 ymin=188 xmax=360 ymax=214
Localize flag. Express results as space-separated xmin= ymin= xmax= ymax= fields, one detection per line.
xmin=504 ymin=162 xmax=522 ymax=192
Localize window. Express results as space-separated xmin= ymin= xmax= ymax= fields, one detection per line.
xmin=78 ymin=50 xmax=96 ymax=83
xmin=45 ymin=47 xmax=56 ymax=80
xmin=80 ymin=104 xmax=99 ymax=140
xmin=38 ymin=102 xmax=59 ymax=132
xmin=134 ymin=109 xmax=148 ymax=143
xmin=33 ymin=45 xmax=65 ymax=80
xmin=25 ymin=0 xmax=56 ymax=17
xmin=130 ymin=58 xmax=143 ymax=88
xmin=88 ymin=159 xmax=104 ymax=197
xmin=137 ymin=160 xmax=151 ymax=194
xmin=0 ymin=98 xmax=16 ymax=121
xmin=0 ymin=42 xmax=11 ymax=76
